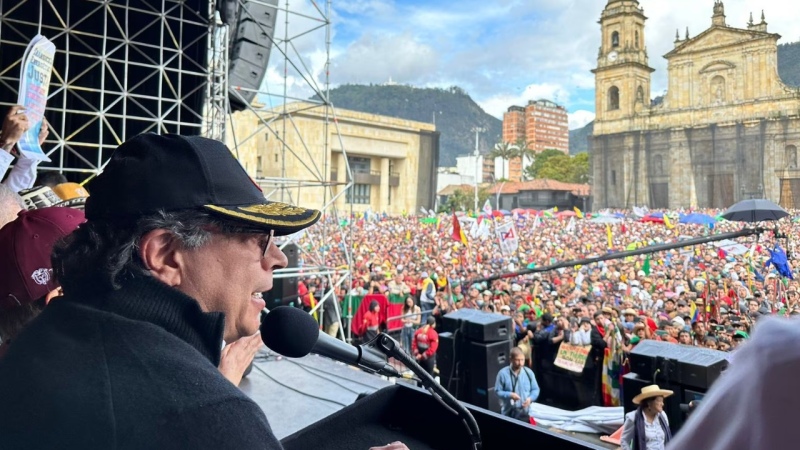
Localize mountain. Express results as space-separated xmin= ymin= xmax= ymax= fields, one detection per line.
xmin=314 ymin=84 xmax=501 ymax=166
xmin=778 ymin=41 xmax=800 ymax=87
xmin=569 ymin=121 xmax=593 ymax=155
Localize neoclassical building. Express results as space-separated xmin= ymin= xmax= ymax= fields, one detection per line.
xmin=591 ymin=0 xmax=800 ymax=209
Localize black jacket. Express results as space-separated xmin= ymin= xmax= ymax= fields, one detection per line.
xmin=0 ymin=276 xmax=282 ymax=449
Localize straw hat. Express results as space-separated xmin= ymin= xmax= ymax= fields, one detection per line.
xmin=633 ymin=385 xmax=674 ymax=405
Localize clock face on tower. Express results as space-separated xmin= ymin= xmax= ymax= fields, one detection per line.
xmin=607 ymin=51 xmax=618 ymax=62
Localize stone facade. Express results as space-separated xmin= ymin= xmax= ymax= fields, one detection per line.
xmin=591 ymin=0 xmax=800 ymax=209
xmin=226 ymin=102 xmax=439 ymax=215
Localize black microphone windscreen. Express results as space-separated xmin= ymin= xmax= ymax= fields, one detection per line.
xmin=260 ymin=306 xmax=319 ymax=358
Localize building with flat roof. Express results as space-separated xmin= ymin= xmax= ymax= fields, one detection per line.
xmin=228 ymin=102 xmax=439 ymax=215
xmin=501 ymin=99 xmax=570 ymax=181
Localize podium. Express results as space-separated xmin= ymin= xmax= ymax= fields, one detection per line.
xmin=281 ymin=383 xmax=605 ymax=450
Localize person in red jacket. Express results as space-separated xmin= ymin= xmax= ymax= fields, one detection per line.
xmin=412 ymin=316 xmax=439 ymax=378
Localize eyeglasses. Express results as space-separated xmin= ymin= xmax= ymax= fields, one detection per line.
xmin=256 ymin=229 xmax=275 ymax=258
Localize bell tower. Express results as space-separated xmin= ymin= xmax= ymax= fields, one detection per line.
xmin=592 ymin=0 xmax=655 ymax=125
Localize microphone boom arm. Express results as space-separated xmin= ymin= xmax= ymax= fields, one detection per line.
xmin=371 ymin=333 xmax=483 ymax=450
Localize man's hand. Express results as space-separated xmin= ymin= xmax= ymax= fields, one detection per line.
xmin=369 ymin=442 xmax=410 ymax=450
xmin=38 ymin=120 xmax=49 ymax=146
xmin=1 ymin=105 xmax=29 ymax=151
xmin=510 ymin=392 xmax=521 ymax=401
xmin=522 ymin=398 xmax=532 ymax=409
xmin=218 ymin=333 xmax=263 ymax=386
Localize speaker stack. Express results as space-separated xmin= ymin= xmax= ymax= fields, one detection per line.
xmin=624 ymin=340 xmax=729 ymax=433
xmin=437 ymin=309 xmax=512 ymax=413
xmin=264 ymin=242 xmax=299 ymax=310
xmin=219 ymin=0 xmax=279 ymax=111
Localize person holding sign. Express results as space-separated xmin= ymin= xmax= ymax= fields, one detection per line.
xmin=495 ymin=347 xmax=540 ymax=421
xmin=620 ymin=385 xmax=673 ymax=450
xmin=0 ymin=106 xmax=48 ymax=193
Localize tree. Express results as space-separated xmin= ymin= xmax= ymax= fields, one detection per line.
xmin=439 ymin=187 xmax=491 ymax=213
xmin=524 ymin=151 xmax=590 ymax=184
xmin=489 ymin=142 xmax=519 ymax=180
xmin=524 ymin=148 xmax=565 ymax=179
xmin=515 ymin=138 xmax=536 ymax=180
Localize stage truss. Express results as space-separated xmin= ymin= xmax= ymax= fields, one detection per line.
xmin=0 ymin=0 xmax=211 ymax=177
xmin=0 ymin=0 xmax=353 ymax=341
xmin=223 ymin=0 xmax=354 ymax=341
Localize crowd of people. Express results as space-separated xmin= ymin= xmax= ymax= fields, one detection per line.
xmin=2 ymin=98 xmax=799 ymax=446
xmin=295 ymin=200 xmax=798 ymax=408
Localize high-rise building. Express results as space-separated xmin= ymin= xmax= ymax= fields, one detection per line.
xmin=501 ymin=99 xmax=569 ymax=181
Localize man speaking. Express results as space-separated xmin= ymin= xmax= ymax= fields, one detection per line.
xmin=0 ymin=134 xmax=320 ymax=449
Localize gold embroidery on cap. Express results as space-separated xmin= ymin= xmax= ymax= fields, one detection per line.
xmin=238 ymin=203 xmax=307 ymax=217
xmin=204 ymin=204 xmax=320 ymax=228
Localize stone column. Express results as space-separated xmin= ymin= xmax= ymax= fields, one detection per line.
xmin=379 ymin=157 xmax=390 ymax=213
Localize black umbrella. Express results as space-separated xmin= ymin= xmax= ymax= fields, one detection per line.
xmin=721 ymin=199 xmax=789 ymax=223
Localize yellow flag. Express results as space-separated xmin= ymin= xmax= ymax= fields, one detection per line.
xmin=606 ymin=224 xmax=613 ymax=249
xmin=573 ymin=206 xmax=584 ymax=219
xmin=664 ymin=214 xmax=674 ymax=229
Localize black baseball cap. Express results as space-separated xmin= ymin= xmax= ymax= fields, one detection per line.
xmin=85 ymin=134 xmax=320 ymax=235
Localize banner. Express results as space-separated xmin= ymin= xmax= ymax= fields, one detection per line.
xmin=17 ymin=35 xmax=56 ymax=162
xmin=554 ymin=343 xmax=590 ymax=373
xmin=495 ymin=219 xmax=519 ymax=256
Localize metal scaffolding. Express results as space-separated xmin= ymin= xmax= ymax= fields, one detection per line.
xmin=0 ymin=0 xmax=212 ymax=178
xmin=0 ymin=0 xmax=353 ymax=340
xmin=224 ymin=0 xmax=354 ymax=341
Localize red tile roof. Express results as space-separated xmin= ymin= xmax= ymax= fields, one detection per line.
xmin=485 ymin=179 xmax=590 ymax=196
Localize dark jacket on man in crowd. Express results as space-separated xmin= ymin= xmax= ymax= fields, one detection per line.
xmin=0 ymin=276 xmax=282 ymax=449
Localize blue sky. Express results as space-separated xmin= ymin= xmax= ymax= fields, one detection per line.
xmin=264 ymin=0 xmax=800 ymax=130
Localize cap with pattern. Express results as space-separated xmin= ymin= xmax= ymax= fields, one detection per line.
xmin=85 ymin=133 xmax=320 ymax=236
xmin=0 ymin=207 xmax=85 ymax=310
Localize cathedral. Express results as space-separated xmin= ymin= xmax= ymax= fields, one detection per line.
xmin=590 ymin=0 xmax=800 ymax=209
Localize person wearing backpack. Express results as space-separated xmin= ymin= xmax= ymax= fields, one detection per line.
xmin=495 ymin=346 xmax=540 ymax=421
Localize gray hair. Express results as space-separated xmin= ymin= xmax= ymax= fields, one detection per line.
xmin=53 ymin=208 xmax=260 ymax=294
xmin=0 ymin=184 xmax=25 ymax=228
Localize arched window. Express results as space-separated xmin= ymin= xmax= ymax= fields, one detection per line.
xmin=611 ymin=31 xmax=620 ymax=48
xmin=710 ymin=75 xmax=726 ymax=103
xmin=608 ymin=86 xmax=620 ymax=111
xmin=635 ymin=30 xmax=640 ymax=48
xmin=787 ymin=145 xmax=798 ymax=168
xmin=636 ymin=86 xmax=644 ymax=104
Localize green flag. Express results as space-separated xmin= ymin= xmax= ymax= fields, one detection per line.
xmin=642 ymin=255 xmax=651 ymax=276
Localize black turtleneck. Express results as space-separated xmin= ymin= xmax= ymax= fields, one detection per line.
xmin=0 ymin=276 xmax=282 ymax=450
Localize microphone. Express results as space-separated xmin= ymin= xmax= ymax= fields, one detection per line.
xmin=260 ymin=306 xmax=401 ymax=378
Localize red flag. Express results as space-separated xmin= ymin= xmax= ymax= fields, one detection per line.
xmin=451 ymin=212 xmax=466 ymax=244
xmin=717 ymin=248 xmax=727 ymax=259
xmin=621 ymin=224 xmax=627 ymax=234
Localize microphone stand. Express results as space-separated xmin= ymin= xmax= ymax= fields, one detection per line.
xmin=367 ymin=333 xmax=483 ymax=450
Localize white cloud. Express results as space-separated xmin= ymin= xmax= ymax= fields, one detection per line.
xmin=330 ymin=32 xmax=440 ymax=85
xmin=569 ymin=110 xmax=595 ymax=130
xmin=479 ymin=82 xmax=571 ymax=119
xmin=259 ymin=0 xmax=800 ymax=117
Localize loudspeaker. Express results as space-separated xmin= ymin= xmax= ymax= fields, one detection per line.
xmin=629 ymin=340 xmax=728 ymax=390
xmin=265 ymin=243 xmax=299 ymax=310
xmin=227 ymin=0 xmax=278 ymax=111
xmin=437 ymin=332 xmax=464 ymax=399
xmin=468 ymin=386 xmax=501 ymax=413
xmin=465 ymin=313 xmax=512 ymax=343
xmin=441 ymin=309 xmax=481 ymax=334
xmin=467 ymin=340 xmax=511 ymax=389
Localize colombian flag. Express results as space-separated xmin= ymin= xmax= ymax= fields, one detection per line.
xmin=574 ymin=206 xmax=584 ymax=219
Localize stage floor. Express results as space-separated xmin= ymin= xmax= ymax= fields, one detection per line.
xmin=241 ymin=349 xmax=616 ymax=448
